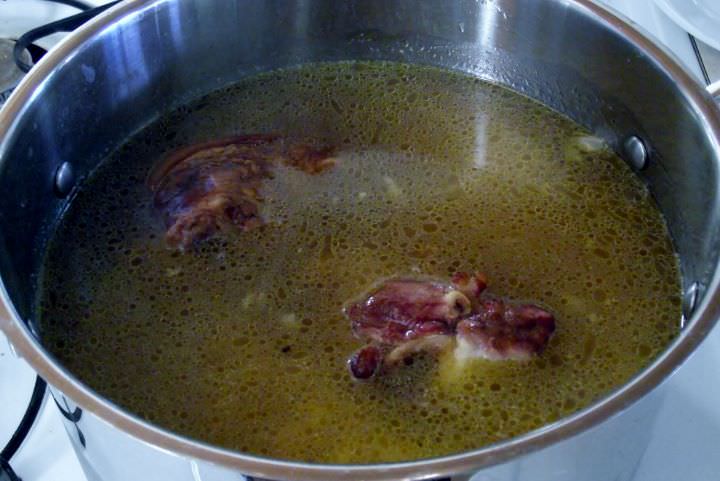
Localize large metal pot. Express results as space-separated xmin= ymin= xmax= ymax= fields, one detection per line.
xmin=1 ymin=1 xmax=720 ymax=480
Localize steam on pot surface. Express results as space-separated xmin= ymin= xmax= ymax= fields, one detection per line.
xmin=36 ymin=61 xmax=681 ymax=463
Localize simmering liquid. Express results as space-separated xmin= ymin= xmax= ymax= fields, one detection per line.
xmin=38 ymin=62 xmax=681 ymax=463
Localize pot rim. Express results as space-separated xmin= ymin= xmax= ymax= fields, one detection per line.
xmin=1 ymin=1 xmax=720 ymax=479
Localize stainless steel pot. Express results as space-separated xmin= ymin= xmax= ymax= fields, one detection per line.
xmin=1 ymin=1 xmax=720 ymax=480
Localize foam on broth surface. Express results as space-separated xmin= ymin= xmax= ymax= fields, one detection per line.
xmin=38 ymin=62 xmax=681 ymax=463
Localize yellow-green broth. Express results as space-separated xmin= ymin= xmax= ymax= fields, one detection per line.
xmin=38 ymin=61 xmax=681 ymax=463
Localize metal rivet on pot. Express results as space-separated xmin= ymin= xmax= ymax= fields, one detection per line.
xmin=623 ymin=135 xmax=649 ymax=171
xmin=682 ymin=282 xmax=700 ymax=327
xmin=53 ymin=161 xmax=75 ymax=198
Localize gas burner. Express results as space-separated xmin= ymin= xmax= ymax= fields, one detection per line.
xmin=0 ymin=39 xmax=31 ymax=108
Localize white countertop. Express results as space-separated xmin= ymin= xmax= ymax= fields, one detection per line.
xmin=0 ymin=1 xmax=719 ymax=480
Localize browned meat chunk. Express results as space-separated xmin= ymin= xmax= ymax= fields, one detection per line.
xmin=349 ymin=335 xmax=454 ymax=380
xmin=345 ymin=274 xmax=487 ymax=343
xmin=451 ymin=271 xmax=488 ymax=300
xmin=284 ymin=144 xmax=337 ymax=174
xmin=344 ymin=272 xmax=555 ymax=380
xmin=455 ymin=298 xmax=555 ymax=361
xmin=148 ymin=135 xmax=335 ymax=250
xmin=348 ymin=344 xmax=383 ymax=380
xmin=345 ymin=273 xmax=487 ymax=379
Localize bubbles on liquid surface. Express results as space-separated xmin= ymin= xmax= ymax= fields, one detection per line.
xmin=37 ymin=61 xmax=681 ymax=463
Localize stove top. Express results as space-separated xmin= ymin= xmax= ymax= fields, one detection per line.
xmin=1 ymin=1 xmax=719 ymax=480
xmin=0 ymin=39 xmax=30 ymax=108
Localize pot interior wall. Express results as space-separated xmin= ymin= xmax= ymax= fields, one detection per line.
xmin=0 ymin=0 xmax=718 ymax=389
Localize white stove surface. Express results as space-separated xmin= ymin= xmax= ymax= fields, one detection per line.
xmin=0 ymin=1 xmax=719 ymax=480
